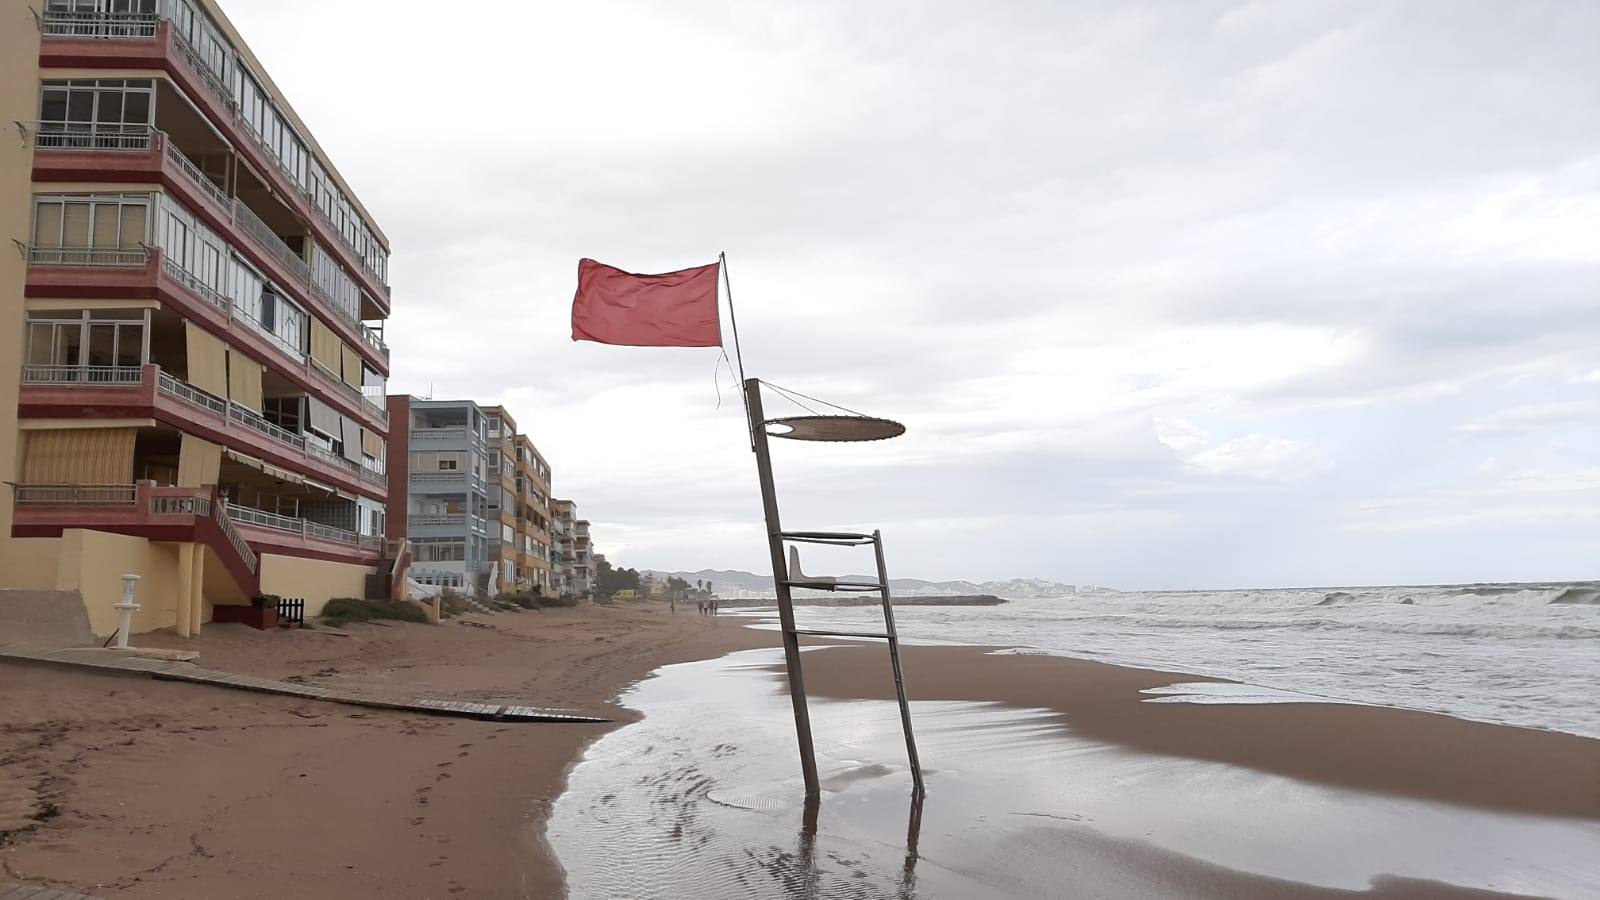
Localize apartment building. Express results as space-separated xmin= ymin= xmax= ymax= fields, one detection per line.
xmin=551 ymin=499 xmax=594 ymax=597
xmin=0 ymin=0 xmax=396 ymax=636
xmin=386 ymin=397 xmax=490 ymax=595
xmin=512 ymin=430 xmax=555 ymax=597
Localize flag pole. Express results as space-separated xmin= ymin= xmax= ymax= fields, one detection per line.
xmin=720 ymin=251 xmax=755 ymax=450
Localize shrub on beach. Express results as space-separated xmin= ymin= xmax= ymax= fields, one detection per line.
xmin=321 ymin=597 xmax=430 ymax=626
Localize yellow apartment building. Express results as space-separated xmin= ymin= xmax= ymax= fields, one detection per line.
xmin=0 ymin=0 xmax=401 ymax=636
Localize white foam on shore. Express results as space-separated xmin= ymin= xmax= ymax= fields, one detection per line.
xmin=1140 ymin=681 xmax=1371 ymax=706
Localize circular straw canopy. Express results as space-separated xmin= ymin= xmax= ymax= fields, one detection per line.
xmin=765 ymin=415 xmax=905 ymax=442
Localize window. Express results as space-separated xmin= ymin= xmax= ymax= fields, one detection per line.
xmin=32 ymin=193 xmax=149 ymax=251
xmin=439 ymin=457 xmax=458 ymax=471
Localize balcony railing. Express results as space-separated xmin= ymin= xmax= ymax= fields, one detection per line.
xmin=233 ymin=197 xmax=311 ymax=284
xmin=410 ymin=514 xmax=465 ymax=528
xmin=41 ymin=9 xmax=159 ymax=38
xmin=31 ymin=121 xmax=156 ymax=151
xmin=21 ymin=364 xmax=144 ymax=386
xmin=12 ymin=484 xmax=138 ymax=506
xmin=164 ymin=140 xmax=231 ymax=211
xmin=228 ymin=402 xmax=306 ymax=451
xmin=29 ymin=246 xmax=149 ymax=267
xmin=410 ymin=427 xmax=467 ymax=441
xmin=411 ymin=471 xmax=466 ymax=484
xmin=306 ymin=441 xmax=360 ymax=475
xmin=159 ymin=255 xmax=229 ymax=313
xmin=229 ymin=503 xmax=372 ymax=549
xmin=157 ymin=369 xmax=229 ymax=417
xmin=214 ymin=502 xmax=258 ymax=572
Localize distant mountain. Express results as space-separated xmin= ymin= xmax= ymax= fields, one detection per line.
xmin=637 ymin=568 xmax=1092 ymax=600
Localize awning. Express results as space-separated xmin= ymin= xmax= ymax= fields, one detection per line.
xmin=302 ymin=478 xmax=336 ymax=495
xmin=340 ymin=415 xmax=363 ymax=464
xmin=263 ymin=462 xmax=304 ymax=484
xmin=307 ymin=396 xmax=340 ymax=438
xmin=223 ymin=448 xmax=264 ymax=470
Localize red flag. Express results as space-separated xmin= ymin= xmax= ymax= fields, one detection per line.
xmin=571 ymin=258 xmax=722 ymax=347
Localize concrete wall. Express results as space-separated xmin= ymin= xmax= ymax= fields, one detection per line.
xmin=0 ymin=0 xmax=42 ymax=548
xmin=52 ymin=529 xmax=185 ymax=636
xmin=258 ymin=554 xmax=374 ymax=618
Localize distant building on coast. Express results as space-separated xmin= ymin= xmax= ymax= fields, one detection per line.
xmin=551 ymin=499 xmax=595 ymax=596
xmin=0 ymin=0 xmax=400 ymax=636
xmin=483 ymin=406 xmax=555 ymax=598
xmin=386 ymin=397 xmax=491 ymax=595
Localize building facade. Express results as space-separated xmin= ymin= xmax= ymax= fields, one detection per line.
xmin=512 ymin=431 xmax=555 ymax=597
xmin=386 ymin=397 xmax=489 ymax=595
xmin=0 ymin=0 xmax=395 ymax=636
xmin=551 ymin=499 xmax=594 ymax=597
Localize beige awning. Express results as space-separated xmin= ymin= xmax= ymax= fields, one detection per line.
xmin=178 ymin=434 xmax=224 ymax=486
xmin=341 ymin=342 xmax=363 ymax=389
xmin=227 ymin=349 xmax=264 ymax=414
xmin=309 ymin=316 xmax=341 ymax=374
xmin=263 ymin=462 xmax=304 ymax=484
xmin=184 ymin=322 xmax=228 ymax=398
xmin=306 ymin=396 xmax=340 ymax=438
xmin=361 ymin=427 xmax=384 ymax=459
xmin=303 ymin=478 xmax=335 ymax=495
xmin=23 ymin=428 xmax=137 ymax=483
xmin=223 ymin=447 xmax=264 ymax=471
xmin=340 ymin=416 xmax=362 ymax=464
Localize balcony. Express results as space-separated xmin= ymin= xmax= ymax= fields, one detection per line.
xmin=16 ymin=363 xmax=385 ymax=500
xmin=28 ymin=123 xmax=389 ymax=369
xmin=24 ymin=245 xmax=387 ymax=433
xmin=11 ymin=481 xmax=260 ymax=593
xmin=409 ymin=514 xmax=466 ymax=529
xmin=228 ymin=504 xmax=382 ymax=554
xmin=410 ymin=427 xmax=469 ymax=443
xmin=37 ymin=10 xmax=392 ymax=312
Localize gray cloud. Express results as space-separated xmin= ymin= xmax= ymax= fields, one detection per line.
xmin=227 ymin=0 xmax=1600 ymax=588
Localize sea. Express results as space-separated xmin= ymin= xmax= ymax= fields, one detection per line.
xmin=546 ymin=582 xmax=1600 ymax=898
xmin=769 ymin=581 xmax=1600 ymax=739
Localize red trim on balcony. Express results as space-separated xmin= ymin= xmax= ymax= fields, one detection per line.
xmin=31 ymin=140 xmax=389 ymax=377
xmin=40 ymin=25 xmax=392 ymax=316
xmin=23 ymin=256 xmax=387 ymax=434
xmin=17 ymin=367 xmax=386 ymax=502
xmin=232 ymin=523 xmax=381 ymax=567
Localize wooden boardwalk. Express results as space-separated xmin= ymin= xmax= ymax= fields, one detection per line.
xmin=0 ymin=646 xmax=607 ymax=724
xmin=0 ymin=882 xmax=99 ymax=899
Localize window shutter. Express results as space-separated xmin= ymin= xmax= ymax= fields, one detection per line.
xmin=62 ymin=203 xmax=90 ymax=248
xmin=33 ymin=203 xmax=62 ymax=248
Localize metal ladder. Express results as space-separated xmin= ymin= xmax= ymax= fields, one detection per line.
xmin=745 ymin=378 xmax=924 ymax=797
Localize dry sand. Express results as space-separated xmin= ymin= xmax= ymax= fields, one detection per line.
xmin=0 ymin=602 xmax=767 ymax=898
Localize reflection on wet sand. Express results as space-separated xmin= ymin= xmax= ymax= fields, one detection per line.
xmin=546 ymin=648 xmax=1600 ymax=899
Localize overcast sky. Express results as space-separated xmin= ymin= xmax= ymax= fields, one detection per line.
xmin=228 ymin=0 xmax=1599 ymax=589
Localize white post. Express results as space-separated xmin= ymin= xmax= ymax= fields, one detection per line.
xmin=114 ymin=574 xmax=141 ymax=649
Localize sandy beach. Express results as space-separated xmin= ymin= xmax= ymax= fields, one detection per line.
xmin=4 ymin=604 xmax=1597 ymax=898
xmin=0 ymin=602 xmax=766 ymax=898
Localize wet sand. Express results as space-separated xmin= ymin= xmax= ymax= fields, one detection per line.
xmin=791 ymin=642 xmax=1600 ymax=821
xmin=0 ymin=602 xmax=767 ymax=898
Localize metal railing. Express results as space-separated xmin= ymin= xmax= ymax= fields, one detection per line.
xmin=32 ymin=121 xmax=156 ymax=151
xmin=410 ymin=428 xmax=467 ymax=441
xmin=13 ymin=483 xmax=138 ymax=505
xmin=41 ymin=10 xmax=159 ymax=38
xmin=410 ymin=514 xmax=466 ymax=528
xmin=159 ymin=255 xmax=229 ymax=312
xmin=234 ymin=309 xmax=306 ymax=361
xmin=359 ymin=324 xmax=389 ymax=359
xmin=360 ymin=467 xmax=386 ymax=486
xmin=156 ymin=370 xmax=228 ymax=417
xmin=229 ymin=504 xmax=366 ymax=548
xmin=228 ymin=402 xmax=307 ymax=451
xmin=233 ymin=198 xmax=311 ymax=284
xmin=214 ymin=504 xmax=259 ymax=572
xmin=28 ymin=246 xmax=149 ymax=267
xmin=305 ymin=441 xmax=360 ymax=474
xmin=411 ymin=471 xmax=466 ymax=483
xmin=165 ymin=140 xmax=231 ymax=211
xmin=20 ymin=364 xmax=145 ymax=386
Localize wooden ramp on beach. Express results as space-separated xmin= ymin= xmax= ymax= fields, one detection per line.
xmin=0 ymin=881 xmax=100 ymax=899
xmin=0 ymin=646 xmax=608 ymax=724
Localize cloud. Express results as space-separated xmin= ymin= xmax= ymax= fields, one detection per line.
xmin=222 ymin=0 xmax=1600 ymax=588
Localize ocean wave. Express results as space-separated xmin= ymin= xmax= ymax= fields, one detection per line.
xmin=1056 ymin=617 xmax=1600 ymax=640
xmin=1550 ymin=588 xmax=1600 ymax=605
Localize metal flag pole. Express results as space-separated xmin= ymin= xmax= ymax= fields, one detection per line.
xmin=746 ymin=376 xmax=822 ymax=796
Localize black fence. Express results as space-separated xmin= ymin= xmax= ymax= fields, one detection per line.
xmin=277 ymin=597 xmax=305 ymax=627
